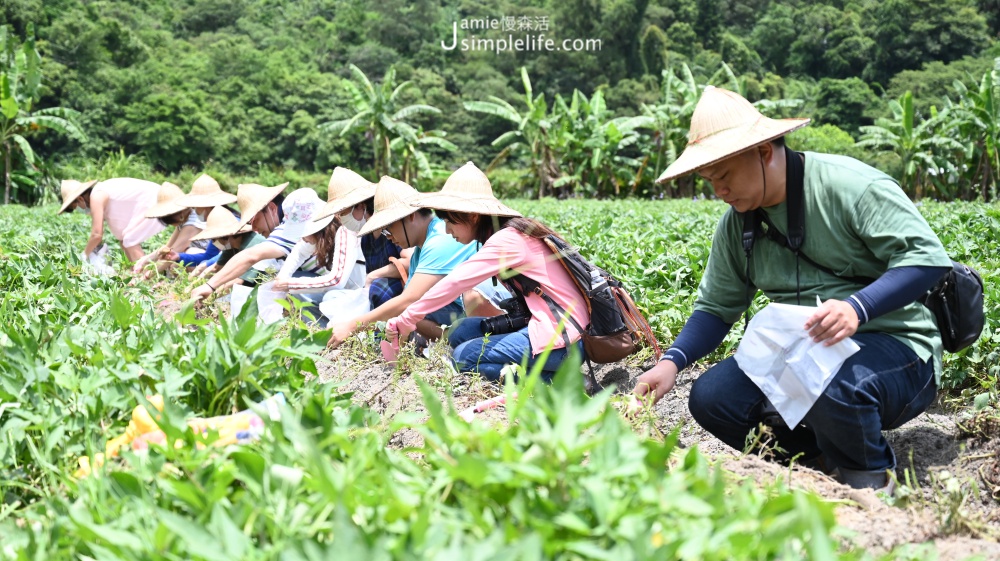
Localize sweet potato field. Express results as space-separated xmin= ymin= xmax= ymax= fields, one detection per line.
xmin=1 ymin=199 xmax=998 ymax=559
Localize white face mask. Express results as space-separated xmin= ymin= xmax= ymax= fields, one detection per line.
xmin=340 ymin=211 xmax=367 ymax=233
xmin=75 ymin=207 xmax=91 ymax=215
xmin=213 ymin=240 xmax=232 ymax=251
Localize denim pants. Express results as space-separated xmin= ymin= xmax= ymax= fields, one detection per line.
xmin=447 ymin=317 xmax=583 ymax=381
xmin=688 ymin=332 xmax=937 ymax=473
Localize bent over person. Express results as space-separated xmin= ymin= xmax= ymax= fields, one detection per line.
xmin=634 ymin=87 xmax=951 ymax=490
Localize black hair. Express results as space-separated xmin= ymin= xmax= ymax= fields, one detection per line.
xmin=415 ymin=207 xmax=433 ymax=218
xmin=272 ymin=193 xmax=286 ymax=222
xmin=771 ymin=136 xmax=786 ymax=148
xmin=363 ymin=197 xmax=375 ymax=216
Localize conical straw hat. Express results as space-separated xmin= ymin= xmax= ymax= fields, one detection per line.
xmin=145 ymin=182 xmax=188 ymax=219
xmin=58 ymin=179 xmax=99 ymax=214
xmin=410 ymin=161 xmax=521 ymax=217
xmin=175 ymin=174 xmax=237 ymax=208
xmin=312 ymin=167 xmax=377 ymax=221
xmin=189 ymin=207 xmax=250 ymax=242
xmin=656 ymin=87 xmax=810 ymax=183
xmin=358 ymin=177 xmax=420 ymax=236
xmin=234 ymin=182 xmax=290 ymax=231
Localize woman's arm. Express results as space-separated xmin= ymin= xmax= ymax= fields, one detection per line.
xmin=83 ymin=192 xmax=108 ymax=257
xmin=170 ymin=225 xmax=200 ymax=253
xmin=190 ymin=243 xmax=285 ymax=300
xmin=393 ymin=231 xmax=527 ymax=332
xmin=285 ymin=227 xmax=359 ymax=294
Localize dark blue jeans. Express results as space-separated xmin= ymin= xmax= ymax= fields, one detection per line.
xmin=688 ymin=332 xmax=937 ymax=473
xmin=447 ymin=317 xmax=583 ymax=381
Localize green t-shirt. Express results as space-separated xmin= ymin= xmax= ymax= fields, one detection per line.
xmin=694 ymin=152 xmax=952 ymax=382
xmin=217 ymin=232 xmax=268 ymax=285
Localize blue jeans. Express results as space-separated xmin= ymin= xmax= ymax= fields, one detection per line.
xmin=447 ymin=317 xmax=583 ymax=381
xmin=688 ymin=332 xmax=936 ymax=473
xmin=426 ymin=301 xmax=465 ymax=327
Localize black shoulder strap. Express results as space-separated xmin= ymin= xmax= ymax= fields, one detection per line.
xmin=785 ymin=145 xmax=805 ymax=251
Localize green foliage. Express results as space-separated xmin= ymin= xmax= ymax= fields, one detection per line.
xmin=858 ymin=91 xmax=966 ymax=199
xmin=5 ymin=0 xmax=1000 ymax=202
xmin=814 ymin=78 xmax=880 ymax=136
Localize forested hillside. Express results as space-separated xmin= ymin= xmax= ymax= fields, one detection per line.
xmin=2 ymin=0 xmax=999 ymax=201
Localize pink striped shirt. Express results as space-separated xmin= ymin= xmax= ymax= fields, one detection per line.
xmin=278 ymin=226 xmax=365 ymax=294
xmin=393 ymin=228 xmax=590 ymax=355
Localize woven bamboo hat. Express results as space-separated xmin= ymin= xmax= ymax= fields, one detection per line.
xmin=189 ymin=207 xmax=250 ymax=242
xmin=145 ymin=182 xmax=188 ymax=219
xmin=175 ymin=174 xmax=237 ymax=208
xmin=656 ymin=87 xmax=810 ymax=183
xmin=358 ymin=177 xmax=420 ymax=236
xmin=410 ymin=161 xmax=521 ymax=218
xmin=312 ymin=167 xmax=377 ymax=221
xmin=58 ymin=179 xmax=99 ymax=214
xmin=234 ymin=182 xmax=290 ymax=231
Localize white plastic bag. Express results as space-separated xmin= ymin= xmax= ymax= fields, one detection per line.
xmin=84 ymin=244 xmax=115 ymax=276
xmin=229 ymin=285 xmax=253 ymax=319
xmin=257 ymin=282 xmax=288 ymax=325
xmin=318 ymin=285 xmax=371 ymax=323
xmin=734 ymin=298 xmax=860 ymax=428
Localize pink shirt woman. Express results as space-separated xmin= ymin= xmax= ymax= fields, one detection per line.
xmin=391 ymin=227 xmax=589 ymax=354
xmin=62 ymin=178 xmax=164 ymax=261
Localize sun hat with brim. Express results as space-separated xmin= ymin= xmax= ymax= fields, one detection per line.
xmin=312 ymin=167 xmax=377 ymax=221
xmin=58 ymin=179 xmax=99 ymax=214
xmin=302 ymin=214 xmax=336 ymax=238
xmin=175 ymin=174 xmax=237 ymax=208
xmin=189 ymin=207 xmax=251 ymax=242
xmin=409 ymin=161 xmax=521 ymax=218
xmin=270 ymin=188 xmax=323 ymax=241
xmin=145 ymin=182 xmax=188 ymax=219
xmin=358 ymin=177 xmax=421 ymax=236
xmin=234 ymin=182 xmax=290 ymax=231
xmin=656 ymin=86 xmax=810 ymax=183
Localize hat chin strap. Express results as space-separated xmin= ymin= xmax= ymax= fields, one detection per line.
xmin=756 ymin=149 xmax=768 ymax=210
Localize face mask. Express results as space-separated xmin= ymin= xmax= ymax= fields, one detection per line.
xmin=340 ymin=211 xmax=367 ymax=233
xmin=75 ymin=207 xmax=91 ymax=215
xmin=213 ymin=240 xmax=232 ymax=251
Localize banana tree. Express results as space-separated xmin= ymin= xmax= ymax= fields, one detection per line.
xmin=388 ymin=126 xmax=457 ymax=185
xmin=636 ymin=64 xmax=701 ymax=197
xmin=464 ymin=67 xmax=561 ymax=198
xmin=319 ymin=64 xmax=441 ymax=177
xmin=1 ymin=25 xmax=85 ymax=204
xmin=551 ymin=89 xmax=646 ymax=198
xmin=948 ymin=71 xmax=1000 ymax=201
xmin=857 ymin=91 xmax=965 ymax=199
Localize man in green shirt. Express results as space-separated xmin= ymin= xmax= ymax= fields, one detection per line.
xmin=634 ymin=87 xmax=952 ymax=490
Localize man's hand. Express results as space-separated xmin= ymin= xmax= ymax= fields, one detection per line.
xmin=633 ymin=360 xmax=678 ymax=406
xmin=272 ymin=278 xmax=290 ymax=292
xmin=805 ymin=299 xmax=859 ymax=346
xmin=327 ymin=320 xmax=356 ymax=349
xmin=190 ymin=284 xmax=214 ymax=301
